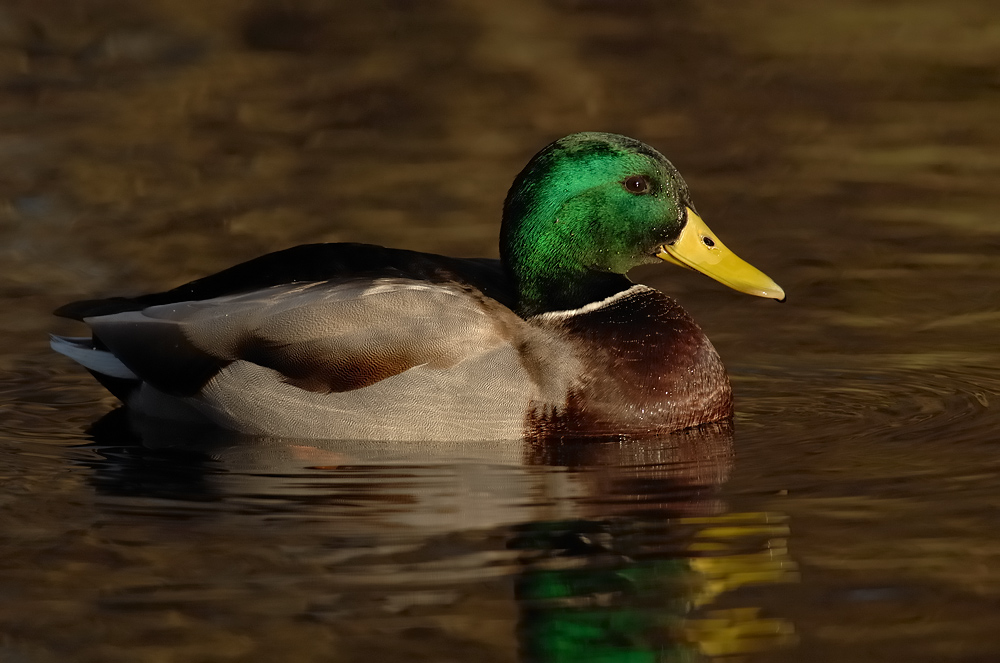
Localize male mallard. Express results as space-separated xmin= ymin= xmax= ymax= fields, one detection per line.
xmin=52 ymin=132 xmax=783 ymax=441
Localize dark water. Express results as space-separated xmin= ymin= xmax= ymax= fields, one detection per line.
xmin=3 ymin=0 xmax=1000 ymax=660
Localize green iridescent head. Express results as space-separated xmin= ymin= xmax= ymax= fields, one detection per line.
xmin=501 ymin=132 xmax=783 ymax=316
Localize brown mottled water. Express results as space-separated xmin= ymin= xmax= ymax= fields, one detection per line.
xmin=3 ymin=1 xmax=1000 ymax=661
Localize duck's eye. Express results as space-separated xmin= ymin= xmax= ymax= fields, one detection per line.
xmin=622 ymin=175 xmax=650 ymax=194
xmin=703 ymin=236 xmax=715 ymax=247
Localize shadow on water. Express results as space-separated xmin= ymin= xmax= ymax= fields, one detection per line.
xmin=78 ymin=410 xmax=798 ymax=661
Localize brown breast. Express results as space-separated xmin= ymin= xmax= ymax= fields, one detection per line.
xmin=526 ymin=285 xmax=733 ymax=438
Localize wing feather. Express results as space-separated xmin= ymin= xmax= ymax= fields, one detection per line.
xmin=87 ymin=278 xmax=519 ymax=396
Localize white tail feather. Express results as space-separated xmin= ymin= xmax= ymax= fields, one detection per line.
xmin=50 ymin=335 xmax=138 ymax=380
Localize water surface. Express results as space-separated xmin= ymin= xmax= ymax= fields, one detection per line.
xmin=2 ymin=0 xmax=999 ymax=660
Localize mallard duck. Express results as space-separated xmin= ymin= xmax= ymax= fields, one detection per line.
xmin=52 ymin=132 xmax=783 ymax=441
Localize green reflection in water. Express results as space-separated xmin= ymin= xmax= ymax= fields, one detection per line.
xmin=513 ymin=513 xmax=798 ymax=662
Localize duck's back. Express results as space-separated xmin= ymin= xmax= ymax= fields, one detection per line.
xmin=165 ymin=277 xmax=582 ymax=440
xmin=57 ymin=276 xmax=572 ymax=441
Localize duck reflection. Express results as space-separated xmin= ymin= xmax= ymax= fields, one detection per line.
xmin=80 ymin=411 xmax=797 ymax=660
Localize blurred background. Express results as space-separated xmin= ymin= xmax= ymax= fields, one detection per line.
xmin=2 ymin=0 xmax=999 ymax=661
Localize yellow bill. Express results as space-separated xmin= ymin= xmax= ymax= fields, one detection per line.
xmin=657 ymin=208 xmax=785 ymax=301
